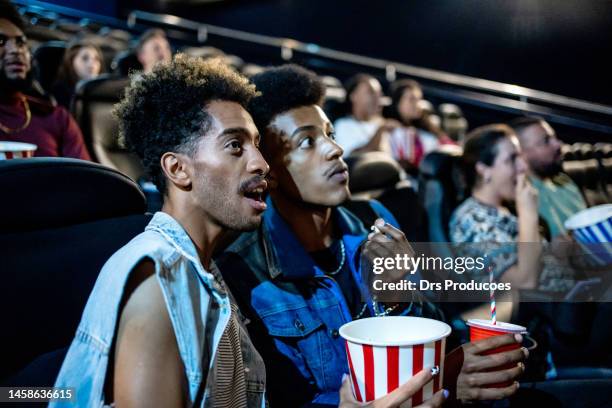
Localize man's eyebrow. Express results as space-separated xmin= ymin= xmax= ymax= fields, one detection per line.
xmin=290 ymin=125 xmax=320 ymax=139
xmin=218 ymin=127 xmax=249 ymax=137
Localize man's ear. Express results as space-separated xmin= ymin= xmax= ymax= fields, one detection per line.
xmin=160 ymin=152 xmax=191 ymax=190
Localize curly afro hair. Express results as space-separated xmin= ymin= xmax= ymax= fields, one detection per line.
xmin=114 ymin=53 xmax=258 ymax=194
xmin=0 ymin=1 xmax=26 ymax=31
xmin=248 ymin=64 xmax=325 ymax=135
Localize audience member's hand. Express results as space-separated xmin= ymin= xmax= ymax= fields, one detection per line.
xmin=381 ymin=119 xmax=403 ymax=132
xmin=339 ymin=368 xmax=447 ymax=408
xmin=454 ymin=334 xmax=527 ymax=402
xmin=550 ymin=233 xmax=574 ymax=259
xmin=364 ymin=218 xmax=416 ymax=283
xmin=515 ymin=173 xmax=538 ymax=219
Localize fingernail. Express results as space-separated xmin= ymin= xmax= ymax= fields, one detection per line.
xmin=375 ymin=218 xmax=385 ymax=227
xmin=514 ymin=333 xmax=523 ymax=343
xmin=522 ymin=347 xmax=529 ymax=358
xmin=518 ymin=362 xmax=525 ymax=371
xmin=342 ymin=373 xmax=348 ymax=382
xmin=443 ymin=389 xmax=449 ymax=399
xmin=430 ymin=365 xmax=440 ymax=376
xmin=515 ymin=381 xmax=520 ymax=389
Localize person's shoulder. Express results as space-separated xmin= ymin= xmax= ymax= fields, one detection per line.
xmin=450 ymin=198 xmax=480 ymax=226
xmin=216 ymin=229 xmax=263 ymax=273
xmin=334 ymin=116 xmax=357 ymax=128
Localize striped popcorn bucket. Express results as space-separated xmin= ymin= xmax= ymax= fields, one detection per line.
xmin=564 ymin=204 xmax=612 ymax=266
xmin=0 ymin=142 xmax=37 ymax=160
xmin=339 ymin=316 xmax=451 ymax=407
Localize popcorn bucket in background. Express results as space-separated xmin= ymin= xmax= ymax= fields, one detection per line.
xmin=0 ymin=142 xmax=37 ymax=160
xmin=466 ymin=319 xmax=527 ymax=388
xmin=564 ymin=204 xmax=612 ymax=266
xmin=340 ymin=316 xmax=451 ymax=407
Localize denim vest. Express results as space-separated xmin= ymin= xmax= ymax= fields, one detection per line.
xmin=51 ymin=212 xmax=265 ymax=408
xmin=216 ymin=199 xmax=436 ymax=407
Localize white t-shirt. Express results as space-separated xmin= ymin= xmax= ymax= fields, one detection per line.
xmin=333 ymin=116 xmax=386 ymax=157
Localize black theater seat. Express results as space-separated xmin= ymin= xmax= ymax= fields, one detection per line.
xmin=0 ymin=158 xmax=150 ymax=387
xmin=32 ymin=41 xmax=66 ymax=93
xmin=418 ymin=148 xmax=466 ymax=244
xmin=563 ymin=159 xmax=608 ymax=206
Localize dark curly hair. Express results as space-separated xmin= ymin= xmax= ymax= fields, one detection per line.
xmin=114 ymin=53 xmax=258 ymax=194
xmin=248 ymin=64 xmax=325 ymax=137
xmin=0 ymin=1 xmax=26 ymax=31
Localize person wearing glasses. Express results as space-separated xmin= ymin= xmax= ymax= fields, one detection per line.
xmin=0 ymin=1 xmax=90 ymax=160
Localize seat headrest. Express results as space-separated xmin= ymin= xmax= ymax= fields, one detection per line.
xmin=74 ymin=74 xmax=130 ymax=101
xmin=346 ymin=152 xmax=402 ymax=193
xmin=419 ymin=148 xmax=463 ymax=178
xmin=0 ymin=158 xmax=146 ymax=233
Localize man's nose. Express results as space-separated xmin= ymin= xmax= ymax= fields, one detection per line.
xmin=247 ymin=148 xmax=270 ymax=176
xmin=324 ymin=138 xmax=344 ymax=161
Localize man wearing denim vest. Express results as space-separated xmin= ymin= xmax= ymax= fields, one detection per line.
xmin=51 ymin=55 xmax=270 ymax=407
xmin=216 ymin=65 xmax=528 ymax=407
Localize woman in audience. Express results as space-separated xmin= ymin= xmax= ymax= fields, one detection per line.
xmin=333 ymin=73 xmax=400 ymax=157
xmin=388 ymin=79 xmax=453 ymax=171
xmin=450 ymin=124 xmax=575 ymax=292
xmin=52 ymin=41 xmax=103 ymax=108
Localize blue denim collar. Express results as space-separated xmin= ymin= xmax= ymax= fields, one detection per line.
xmin=146 ymin=211 xmax=201 ymax=262
xmin=145 ymin=212 xmax=227 ymax=297
xmin=262 ymin=197 xmax=368 ymax=280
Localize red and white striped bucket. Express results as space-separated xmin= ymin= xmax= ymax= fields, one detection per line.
xmin=340 ymin=316 xmax=451 ymax=407
xmin=0 ymin=142 xmax=37 ymax=160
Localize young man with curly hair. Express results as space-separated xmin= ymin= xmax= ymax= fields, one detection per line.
xmin=216 ymin=65 xmax=528 ymax=407
xmin=52 ymin=54 xmax=269 ymax=407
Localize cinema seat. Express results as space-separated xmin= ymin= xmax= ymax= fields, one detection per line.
xmin=72 ymin=75 xmax=145 ymax=182
xmin=0 ymin=158 xmax=150 ymax=389
xmin=418 ymin=149 xmax=466 ymax=244
xmin=562 ymin=159 xmax=608 ymax=206
xmin=32 ymin=40 xmax=66 ymax=92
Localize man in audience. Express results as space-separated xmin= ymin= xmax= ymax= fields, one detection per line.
xmin=52 ymin=55 xmax=270 ymax=407
xmin=217 ymin=64 xmax=527 ymax=407
xmin=136 ymin=28 xmax=172 ymax=74
xmin=0 ymin=1 xmax=90 ymax=160
xmin=333 ymin=73 xmax=400 ymax=157
xmin=510 ymin=116 xmax=587 ymax=238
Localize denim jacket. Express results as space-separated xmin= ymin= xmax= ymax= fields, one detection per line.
xmin=51 ymin=212 xmax=266 ymax=408
xmin=216 ymin=199 xmax=434 ymax=407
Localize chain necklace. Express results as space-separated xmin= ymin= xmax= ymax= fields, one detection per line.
xmin=328 ymin=240 xmax=346 ymax=276
xmin=0 ymin=95 xmax=32 ymax=134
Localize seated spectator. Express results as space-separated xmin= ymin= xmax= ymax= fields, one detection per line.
xmin=0 ymin=3 xmax=90 ymax=160
xmin=136 ymin=28 xmax=172 ymax=74
xmin=217 ymin=65 xmax=526 ymax=407
xmin=450 ymin=124 xmax=575 ymax=292
xmin=52 ymin=55 xmax=268 ymax=407
xmin=510 ymin=116 xmax=588 ymax=239
xmin=334 ymin=73 xmax=400 ymax=157
xmin=52 ymin=41 xmax=103 ymax=109
xmin=388 ymin=79 xmax=453 ymax=170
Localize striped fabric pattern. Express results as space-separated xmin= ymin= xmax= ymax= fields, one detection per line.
xmin=345 ymin=339 xmax=445 ymax=408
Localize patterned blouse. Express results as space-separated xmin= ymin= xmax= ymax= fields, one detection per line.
xmin=449 ymin=197 xmax=575 ymax=292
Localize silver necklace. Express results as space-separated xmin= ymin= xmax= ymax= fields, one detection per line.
xmin=328 ymin=240 xmax=346 ymax=276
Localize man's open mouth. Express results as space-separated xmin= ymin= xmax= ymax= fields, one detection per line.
xmin=242 ymin=180 xmax=268 ymax=211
